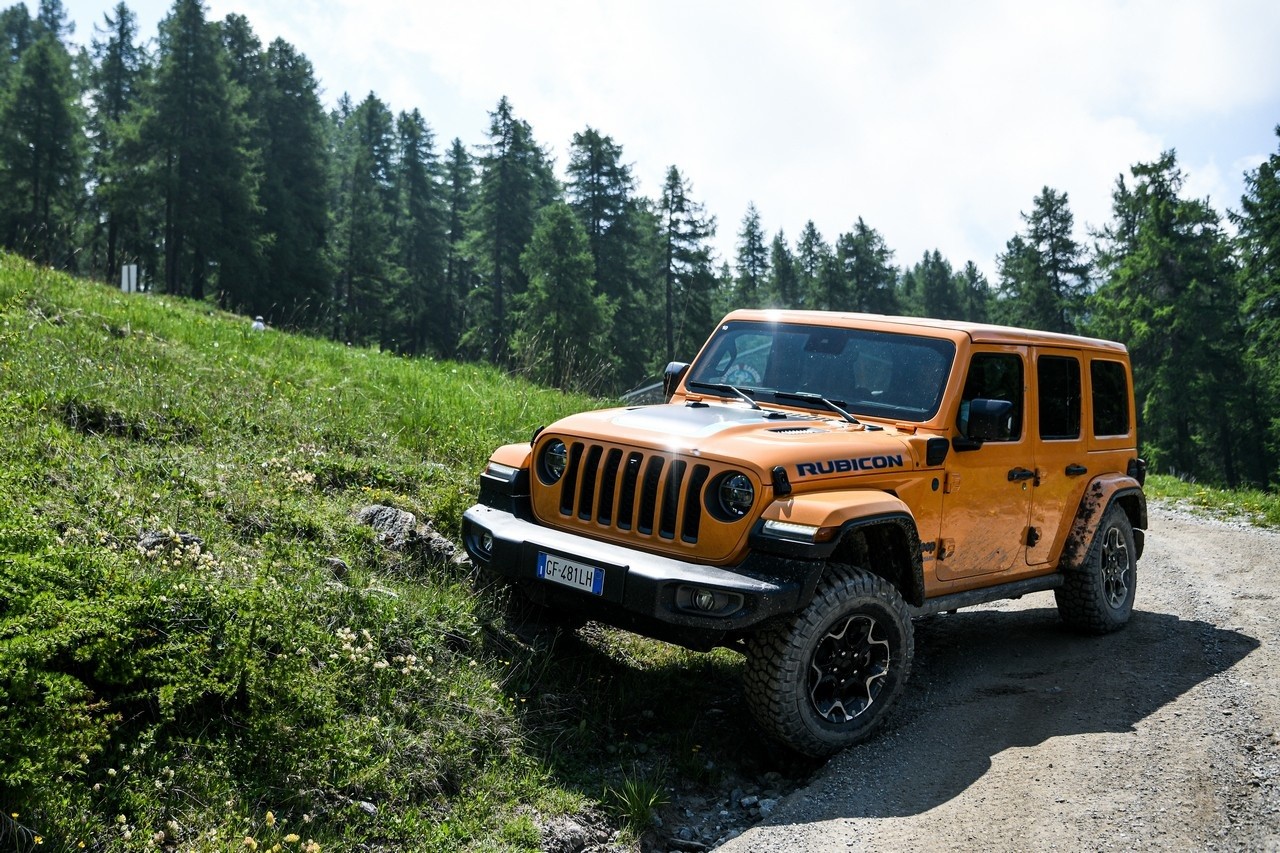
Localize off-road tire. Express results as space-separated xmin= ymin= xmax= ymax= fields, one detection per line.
xmin=744 ymin=564 xmax=914 ymax=757
xmin=1055 ymin=503 xmax=1137 ymax=634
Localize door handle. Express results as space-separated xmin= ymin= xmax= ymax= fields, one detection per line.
xmin=1008 ymin=467 xmax=1035 ymax=482
xmin=1066 ymin=463 xmax=1088 ymax=476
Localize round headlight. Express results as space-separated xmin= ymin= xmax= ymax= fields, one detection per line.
xmin=539 ymin=439 xmax=568 ymax=484
xmin=717 ymin=472 xmax=755 ymax=519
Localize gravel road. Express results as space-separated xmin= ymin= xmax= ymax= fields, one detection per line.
xmin=714 ymin=502 xmax=1280 ymax=851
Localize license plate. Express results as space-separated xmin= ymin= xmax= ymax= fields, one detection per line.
xmin=537 ymin=552 xmax=604 ymax=596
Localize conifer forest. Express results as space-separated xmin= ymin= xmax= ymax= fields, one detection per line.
xmin=4 ymin=0 xmax=1280 ymax=489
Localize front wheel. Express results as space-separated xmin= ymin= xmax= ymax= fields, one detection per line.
xmin=744 ymin=565 xmax=914 ymax=757
xmin=1055 ymin=503 xmax=1137 ymax=634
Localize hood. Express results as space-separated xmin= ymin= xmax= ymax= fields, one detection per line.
xmin=544 ymin=401 xmax=925 ymax=481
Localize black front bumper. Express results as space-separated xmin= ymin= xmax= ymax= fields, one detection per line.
xmin=462 ymin=503 xmax=821 ymax=649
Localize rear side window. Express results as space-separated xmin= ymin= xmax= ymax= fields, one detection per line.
xmin=1091 ymin=360 xmax=1130 ymax=437
xmin=1038 ymin=355 xmax=1081 ymax=440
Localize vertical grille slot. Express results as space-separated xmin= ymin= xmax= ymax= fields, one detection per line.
xmin=558 ymin=442 xmax=584 ymax=515
xmin=659 ymin=460 xmax=687 ymax=539
xmin=617 ymin=452 xmax=642 ymax=530
xmin=682 ymin=464 xmax=710 ymax=543
xmin=577 ymin=445 xmax=603 ymax=520
xmin=597 ymin=448 xmax=623 ymax=525
xmin=637 ymin=456 xmax=665 ymax=534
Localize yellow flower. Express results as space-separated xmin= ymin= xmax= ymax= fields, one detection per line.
xmin=244 ymin=837 xmax=259 ymax=851
xmin=34 ymin=838 xmax=43 ymax=846
xmin=284 ymin=835 xmax=300 ymax=843
xmin=265 ymin=812 xmax=275 ymax=827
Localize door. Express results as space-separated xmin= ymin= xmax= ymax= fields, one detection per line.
xmin=1027 ymin=349 xmax=1091 ymax=565
xmin=936 ymin=349 xmax=1033 ymax=580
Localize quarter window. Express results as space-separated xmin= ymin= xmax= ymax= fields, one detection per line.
xmin=1091 ymin=360 xmax=1131 ymax=437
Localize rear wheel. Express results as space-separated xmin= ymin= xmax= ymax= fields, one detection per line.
xmin=745 ymin=564 xmax=914 ymax=757
xmin=1055 ymin=503 xmax=1137 ymax=634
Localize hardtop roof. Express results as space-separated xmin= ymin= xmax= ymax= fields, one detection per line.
xmin=721 ymin=309 xmax=1128 ymax=353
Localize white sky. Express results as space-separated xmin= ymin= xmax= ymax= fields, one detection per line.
xmin=60 ymin=0 xmax=1280 ymax=281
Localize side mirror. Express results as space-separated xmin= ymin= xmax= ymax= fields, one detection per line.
xmin=953 ymin=398 xmax=1014 ymax=451
xmin=663 ymin=361 xmax=690 ymax=402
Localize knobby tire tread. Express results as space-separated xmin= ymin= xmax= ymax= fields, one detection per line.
xmin=744 ymin=564 xmax=913 ymax=757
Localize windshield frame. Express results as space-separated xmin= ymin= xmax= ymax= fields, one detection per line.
xmin=684 ymin=319 xmax=958 ymax=424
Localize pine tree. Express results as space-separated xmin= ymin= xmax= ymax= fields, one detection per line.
xmin=1232 ymin=127 xmax=1280 ymax=482
xmin=796 ymin=220 xmax=832 ymax=309
xmin=657 ymin=165 xmax=715 ymax=361
xmin=768 ymin=229 xmax=799 ymax=308
xmin=564 ymin=126 xmax=652 ymax=386
xmin=464 ymin=96 xmax=556 ymax=364
xmin=835 ymin=217 xmax=898 ymax=314
xmin=994 ymin=187 xmax=1089 ymax=332
xmin=328 ymin=92 xmax=402 ymax=346
xmin=34 ymin=0 xmax=70 ymax=41
xmin=144 ymin=0 xmax=259 ymax=301
xmin=84 ymin=2 xmax=147 ymax=281
xmin=1092 ymin=151 xmax=1255 ymax=484
xmin=733 ymin=202 xmax=769 ymax=307
xmin=0 ymin=5 xmax=34 ymax=93
xmin=0 ymin=28 xmax=82 ymax=266
xmin=957 ymin=260 xmax=991 ymax=323
xmin=215 ymin=12 xmax=269 ymax=309
xmin=441 ymin=137 xmax=475 ymax=359
xmin=257 ymin=37 xmax=330 ymax=327
xmin=393 ymin=108 xmax=447 ymax=355
xmin=515 ymin=200 xmax=612 ymax=390
xmin=906 ymin=250 xmax=961 ymax=319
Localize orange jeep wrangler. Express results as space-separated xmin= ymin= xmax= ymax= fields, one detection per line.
xmin=463 ymin=310 xmax=1147 ymax=756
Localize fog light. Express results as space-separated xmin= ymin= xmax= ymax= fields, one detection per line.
xmin=692 ymin=589 xmax=717 ymax=611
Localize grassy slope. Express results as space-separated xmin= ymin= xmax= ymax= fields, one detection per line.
xmin=1146 ymin=473 xmax=1280 ymax=527
xmin=0 ymin=254 xmax=746 ymax=851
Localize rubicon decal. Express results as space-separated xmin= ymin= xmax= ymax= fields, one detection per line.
xmin=796 ymin=454 xmax=905 ymax=476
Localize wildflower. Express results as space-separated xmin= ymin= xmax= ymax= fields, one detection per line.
xmin=33 ymin=837 xmax=43 ymax=845
xmin=284 ymin=835 xmax=300 ymax=843
xmin=244 ymin=837 xmax=258 ymax=851
xmin=265 ymin=812 xmax=275 ymax=827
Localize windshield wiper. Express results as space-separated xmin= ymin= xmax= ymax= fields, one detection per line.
xmin=687 ymin=381 xmax=762 ymax=410
xmin=774 ymin=390 xmax=861 ymax=425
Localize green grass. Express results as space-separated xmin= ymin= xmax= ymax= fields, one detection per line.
xmin=0 ymin=254 xmax=758 ymax=852
xmin=1146 ymin=472 xmax=1280 ymax=527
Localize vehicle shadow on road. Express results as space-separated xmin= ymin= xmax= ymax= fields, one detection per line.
xmin=773 ymin=604 xmax=1259 ymax=821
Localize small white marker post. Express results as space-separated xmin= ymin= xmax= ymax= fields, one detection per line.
xmin=120 ymin=264 xmax=138 ymax=294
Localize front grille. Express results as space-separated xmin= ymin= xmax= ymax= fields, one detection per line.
xmin=550 ymin=441 xmax=712 ymax=544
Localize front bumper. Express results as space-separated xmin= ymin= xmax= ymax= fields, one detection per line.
xmin=462 ymin=503 xmax=821 ymax=648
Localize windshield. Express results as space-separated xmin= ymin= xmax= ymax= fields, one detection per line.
xmin=685 ymin=320 xmax=956 ymax=422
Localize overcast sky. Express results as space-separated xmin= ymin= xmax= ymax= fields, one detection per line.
xmin=60 ymin=0 xmax=1280 ymax=280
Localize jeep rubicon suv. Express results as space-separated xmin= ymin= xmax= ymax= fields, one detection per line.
xmin=463 ymin=310 xmax=1147 ymax=756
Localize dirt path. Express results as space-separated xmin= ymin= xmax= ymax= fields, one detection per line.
xmin=715 ymin=502 xmax=1280 ymax=851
